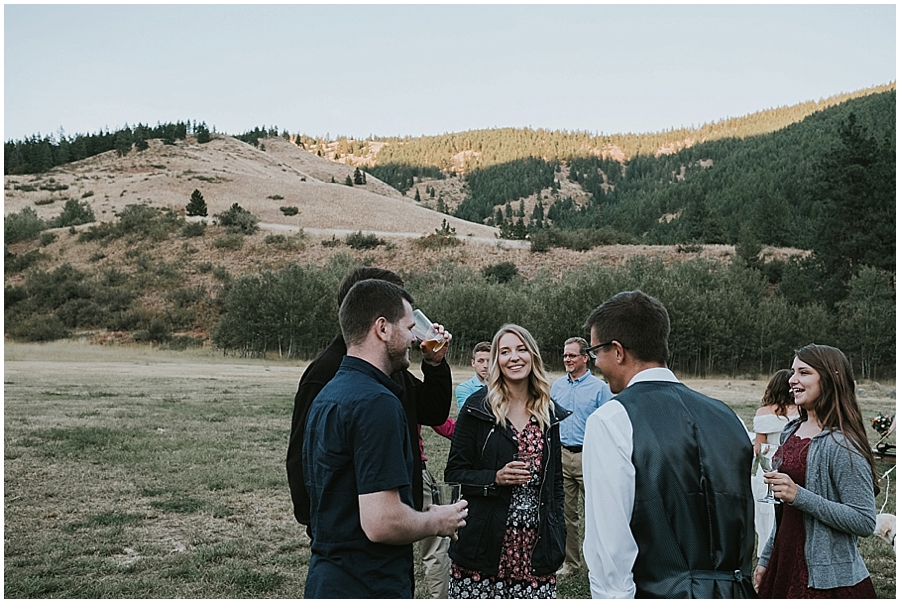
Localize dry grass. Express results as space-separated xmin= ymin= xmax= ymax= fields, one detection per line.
xmin=4 ymin=342 xmax=895 ymax=598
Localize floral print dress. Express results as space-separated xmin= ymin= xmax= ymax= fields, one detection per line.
xmin=449 ymin=418 xmax=557 ymax=599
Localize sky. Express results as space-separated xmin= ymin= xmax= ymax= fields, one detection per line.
xmin=3 ymin=3 xmax=896 ymax=142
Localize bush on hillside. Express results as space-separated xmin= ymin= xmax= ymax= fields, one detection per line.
xmin=51 ymin=198 xmax=95 ymax=228
xmin=5 ymin=207 xmax=46 ymax=243
xmin=345 ymin=231 xmax=384 ymax=250
xmin=181 ymin=221 xmax=207 ymax=238
xmin=214 ymin=203 xmax=258 ymax=235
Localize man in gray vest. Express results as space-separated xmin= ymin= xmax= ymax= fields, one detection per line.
xmin=581 ymin=290 xmax=755 ymax=598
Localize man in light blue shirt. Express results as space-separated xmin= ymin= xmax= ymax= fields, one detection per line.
xmin=550 ymin=336 xmax=612 ymax=577
xmin=455 ymin=341 xmax=491 ymax=410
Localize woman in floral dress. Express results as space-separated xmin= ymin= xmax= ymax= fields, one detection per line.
xmin=445 ymin=324 xmax=568 ymax=598
xmin=754 ymin=344 xmax=879 ymax=598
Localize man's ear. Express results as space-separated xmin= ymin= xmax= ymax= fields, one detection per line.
xmin=373 ymin=316 xmax=390 ymax=342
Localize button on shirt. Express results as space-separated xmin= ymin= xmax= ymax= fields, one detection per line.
xmin=550 ymin=371 xmax=612 ymax=447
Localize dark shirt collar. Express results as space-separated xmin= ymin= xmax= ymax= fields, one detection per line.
xmin=339 ymin=355 xmax=404 ymax=398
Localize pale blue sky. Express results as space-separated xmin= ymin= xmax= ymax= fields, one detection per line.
xmin=4 ymin=4 xmax=896 ymax=142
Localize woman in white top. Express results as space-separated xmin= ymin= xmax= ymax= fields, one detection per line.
xmin=751 ymin=368 xmax=799 ymax=556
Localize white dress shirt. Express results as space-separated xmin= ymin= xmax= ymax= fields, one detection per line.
xmin=582 ymin=367 xmax=679 ymax=599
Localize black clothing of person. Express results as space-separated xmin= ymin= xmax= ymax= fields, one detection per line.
xmin=619 ymin=381 xmax=756 ymax=598
xmin=444 ymin=388 xmax=570 ymax=576
xmin=286 ymin=334 xmax=452 ymax=527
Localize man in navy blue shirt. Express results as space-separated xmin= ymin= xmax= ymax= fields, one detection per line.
xmin=303 ymin=279 xmax=468 ymax=598
xmin=549 ymin=336 xmax=612 ymax=576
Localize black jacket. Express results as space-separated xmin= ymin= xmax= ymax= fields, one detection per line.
xmin=444 ymin=388 xmax=570 ymax=576
xmin=286 ymin=334 xmax=452 ymax=526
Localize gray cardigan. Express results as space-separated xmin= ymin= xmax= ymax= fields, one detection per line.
xmin=758 ymin=418 xmax=876 ymax=589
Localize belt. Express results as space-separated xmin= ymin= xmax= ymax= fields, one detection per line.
xmin=562 ymin=445 xmax=583 ymax=453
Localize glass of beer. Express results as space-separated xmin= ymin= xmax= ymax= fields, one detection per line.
xmin=411 ymin=309 xmax=446 ymax=352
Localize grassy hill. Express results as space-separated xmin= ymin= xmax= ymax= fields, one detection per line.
xmin=4 ymin=85 xmax=894 ymax=378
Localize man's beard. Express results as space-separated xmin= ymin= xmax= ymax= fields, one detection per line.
xmin=386 ymin=340 xmax=411 ymax=374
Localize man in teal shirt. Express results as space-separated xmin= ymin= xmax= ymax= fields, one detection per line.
xmin=455 ymin=341 xmax=490 ymax=409
xmin=549 ymin=336 xmax=612 ymax=576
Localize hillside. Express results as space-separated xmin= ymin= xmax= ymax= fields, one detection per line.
xmin=3 ymin=135 xmax=498 ymax=240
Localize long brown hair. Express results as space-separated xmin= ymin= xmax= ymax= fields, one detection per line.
xmin=794 ymin=344 xmax=880 ymax=495
xmin=761 ymin=369 xmax=795 ymax=417
xmin=486 ymin=324 xmax=552 ymax=431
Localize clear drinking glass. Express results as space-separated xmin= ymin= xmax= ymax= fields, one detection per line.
xmin=513 ymin=452 xmax=538 ymax=510
xmin=411 ymin=309 xmax=445 ymax=352
xmin=757 ymin=445 xmax=785 ymax=505
xmin=431 ymin=482 xmax=461 ymax=505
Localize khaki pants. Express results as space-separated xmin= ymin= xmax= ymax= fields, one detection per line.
xmin=418 ymin=467 xmax=450 ymax=598
xmin=562 ymin=447 xmax=585 ymax=570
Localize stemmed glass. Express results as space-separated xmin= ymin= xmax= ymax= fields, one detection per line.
xmin=757 ymin=445 xmax=785 ymax=505
xmin=513 ymin=452 xmax=538 ymax=510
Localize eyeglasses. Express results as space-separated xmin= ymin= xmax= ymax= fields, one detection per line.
xmin=585 ymin=340 xmax=622 ymax=360
xmin=562 ymin=353 xmax=587 ymax=360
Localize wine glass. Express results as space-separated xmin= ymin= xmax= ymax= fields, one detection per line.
xmin=758 ymin=445 xmax=784 ymax=505
xmin=513 ymin=452 xmax=538 ymax=510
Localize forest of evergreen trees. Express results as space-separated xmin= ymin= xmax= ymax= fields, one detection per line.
xmin=3 ymin=120 xmax=211 ymax=175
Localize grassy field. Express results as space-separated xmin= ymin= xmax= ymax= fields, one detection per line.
xmin=4 ymin=341 xmax=896 ymax=598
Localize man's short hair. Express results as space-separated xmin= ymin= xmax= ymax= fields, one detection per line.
xmin=583 ymin=290 xmax=669 ymax=365
xmin=336 ymin=267 xmax=404 ymax=308
xmin=339 ymin=279 xmax=414 ymax=347
xmin=472 ymin=341 xmax=491 ymax=357
xmin=564 ymin=337 xmax=589 ymax=355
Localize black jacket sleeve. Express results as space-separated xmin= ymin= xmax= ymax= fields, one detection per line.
xmin=409 ymin=359 xmax=452 ymax=427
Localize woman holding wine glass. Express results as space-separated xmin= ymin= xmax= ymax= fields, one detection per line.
xmin=445 ymin=324 xmax=569 ymax=598
xmin=754 ymin=344 xmax=879 ymax=597
xmin=751 ymin=369 xmax=799 ymax=555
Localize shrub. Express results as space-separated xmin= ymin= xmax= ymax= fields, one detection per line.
xmin=265 ymin=232 xmax=306 ymax=251
xmin=197 ymin=262 xmax=214 ymax=273
xmin=267 ymin=195 xmax=284 ymax=200
xmin=9 ymin=315 xmax=69 ymax=342
xmin=279 ymin=206 xmax=299 ymax=216
xmin=181 ymin=221 xmax=207 ymax=238
xmin=4 ymin=248 xmax=46 ymax=274
xmin=345 ymin=231 xmax=384 ymax=250
xmin=481 ymin=261 xmax=519 ymax=284
xmin=34 ymin=198 xmax=55 ymax=206
xmin=5 ymin=207 xmax=46 ymax=243
xmin=212 ymin=234 xmax=244 ymax=250
xmin=415 ymin=219 xmax=461 ymax=250
xmin=214 ymin=203 xmax=258 ymax=235
xmin=321 ymin=235 xmax=341 ymax=248
xmin=51 ymin=198 xmax=95 ymax=228
xmin=212 ymin=266 xmax=231 ymax=281
xmin=39 ymin=232 xmax=57 ymax=246
xmin=78 ymin=204 xmax=180 ymax=243
xmin=81 ymin=190 xmax=94 ymax=198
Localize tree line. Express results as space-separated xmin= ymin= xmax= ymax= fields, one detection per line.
xmin=4 ymin=120 xmax=211 ymax=175
xmin=207 ymin=255 xmax=893 ymax=380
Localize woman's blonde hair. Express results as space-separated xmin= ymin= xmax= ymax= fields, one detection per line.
xmin=486 ymin=324 xmax=552 ymax=431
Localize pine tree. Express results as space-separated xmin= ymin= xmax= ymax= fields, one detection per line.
xmin=414 ymin=188 xmax=421 ymax=202
xmin=196 ymin=122 xmax=211 ymax=144
xmin=344 ymin=175 xmax=353 ymax=186
xmin=353 ymin=167 xmax=365 ymax=185
xmin=186 ymin=189 xmax=208 ymax=217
